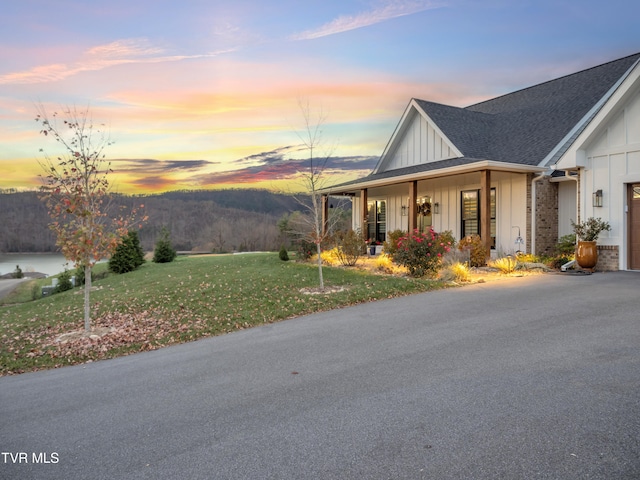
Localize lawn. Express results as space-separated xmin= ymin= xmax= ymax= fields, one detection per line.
xmin=1 ymin=253 xmax=447 ymax=375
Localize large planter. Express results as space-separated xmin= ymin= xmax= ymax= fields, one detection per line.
xmin=576 ymin=241 xmax=598 ymax=269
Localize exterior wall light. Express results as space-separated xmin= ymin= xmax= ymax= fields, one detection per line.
xmin=593 ymin=189 xmax=603 ymax=207
xmin=433 ymin=202 xmax=440 ymax=214
xmin=401 ymin=205 xmax=408 ymax=216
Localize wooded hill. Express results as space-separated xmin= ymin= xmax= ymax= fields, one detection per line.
xmin=0 ymin=189 xmax=349 ymax=253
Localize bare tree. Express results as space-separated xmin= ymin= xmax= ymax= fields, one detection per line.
xmin=36 ymin=105 xmax=146 ymax=332
xmin=292 ymin=99 xmax=342 ymax=290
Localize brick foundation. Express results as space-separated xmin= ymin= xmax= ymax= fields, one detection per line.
xmin=595 ymin=245 xmax=619 ymax=271
xmin=534 ymin=178 xmax=558 ymax=256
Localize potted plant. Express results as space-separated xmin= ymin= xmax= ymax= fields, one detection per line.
xmin=367 ymin=238 xmax=381 ymax=255
xmin=571 ymin=217 xmax=611 ymax=270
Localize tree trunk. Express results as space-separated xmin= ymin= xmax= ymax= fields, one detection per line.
xmin=316 ymin=241 xmax=324 ymax=290
xmin=84 ymin=265 xmax=92 ymax=332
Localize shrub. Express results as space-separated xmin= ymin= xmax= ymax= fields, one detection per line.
xmin=109 ymin=230 xmax=145 ymax=274
xmin=515 ymin=252 xmax=539 ymax=263
xmin=12 ymin=265 xmax=23 ymax=279
xmin=490 ymin=256 xmax=517 ymax=274
xmin=458 ymin=235 xmax=488 ymax=267
xmin=382 ymin=230 xmax=405 ymax=259
xmin=393 ymin=228 xmax=452 ymax=277
xmin=439 ymin=262 xmax=471 ymax=282
xmin=153 ymin=227 xmax=177 ymax=263
xmin=31 ymin=282 xmax=41 ymax=300
xmin=279 ymin=246 xmax=289 ymax=261
xmin=332 ymin=229 xmax=366 ymax=266
xmin=556 ymin=234 xmax=576 ymax=256
xmin=320 ymin=248 xmax=340 ymax=266
xmin=295 ymin=239 xmax=316 ymax=261
xmin=438 ymin=230 xmax=457 ymax=249
xmin=375 ymin=253 xmax=395 ymax=274
xmin=55 ymin=269 xmax=74 ymax=293
xmin=547 ymin=255 xmax=573 ymax=270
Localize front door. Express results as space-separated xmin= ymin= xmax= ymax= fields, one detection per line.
xmin=629 ymin=184 xmax=640 ymax=269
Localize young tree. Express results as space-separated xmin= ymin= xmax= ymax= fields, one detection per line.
xmin=152 ymin=226 xmax=177 ymax=263
xmin=292 ymin=99 xmax=342 ymax=289
xmin=36 ymin=106 xmax=146 ymax=332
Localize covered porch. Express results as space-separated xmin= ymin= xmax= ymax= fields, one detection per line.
xmin=322 ymin=160 xmax=545 ymax=257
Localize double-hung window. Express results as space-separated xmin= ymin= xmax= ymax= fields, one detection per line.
xmin=461 ymin=188 xmax=496 ymax=248
xmin=367 ymin=201 xmax=386 ymax=243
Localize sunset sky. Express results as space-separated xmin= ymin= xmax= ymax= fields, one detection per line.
xmin=1 ymin=0 xmax=638 ymax=194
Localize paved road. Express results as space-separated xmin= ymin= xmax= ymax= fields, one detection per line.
xmin=0 ymin=278 xmax=27 ymax=300
xmin=1 ymin=272 xmax=639 ymax=479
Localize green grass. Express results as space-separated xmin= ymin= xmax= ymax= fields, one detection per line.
xmin=1 ymin=253 xmax=447 ymax=375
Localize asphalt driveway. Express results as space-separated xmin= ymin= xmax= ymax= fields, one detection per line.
xmin=1 ymin=272 xmax=639 ymax=479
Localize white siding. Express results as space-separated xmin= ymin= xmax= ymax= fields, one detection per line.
xmin=583 ymin=86 xmax=640 ymax=268
xmin=385 ymin=113 xmax=456 ymax=171
xmin=558 ymin=181 xmax=577 ymax=237
xmin=359 ymin=172 xmax=528 ymax=255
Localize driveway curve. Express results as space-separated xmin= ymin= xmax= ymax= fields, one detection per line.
xmin=1 ymin=272 xmax=639 ymax=479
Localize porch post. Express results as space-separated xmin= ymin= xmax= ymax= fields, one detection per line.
xmin=361 ymin=189 xmax=368 ymax=238
xmin=321 ymin=194 xmax=329 ymax=236
xmin=408 ymin=180 xmax=417 ymax=232
xmin=480 ymin=170 xmax=491 ymax=258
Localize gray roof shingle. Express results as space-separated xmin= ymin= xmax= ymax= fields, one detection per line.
xmin=327 ymin=53 xmax=640 ymax=192
xmin=421 ymin=52 xmax=640 ymax=166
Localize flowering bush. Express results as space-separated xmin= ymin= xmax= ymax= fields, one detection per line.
xmin=394 ymin=228 xmax=452 ymax=277
xmin=382 ymin=229 xmax=405 ymax=260
xmin=295 ymin=239 xmax=316 ymax=261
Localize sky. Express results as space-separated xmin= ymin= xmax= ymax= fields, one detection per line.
xmin=1 ymin=0 xmax=638 ymax=194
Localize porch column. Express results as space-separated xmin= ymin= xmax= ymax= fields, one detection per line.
xmin=321 ymin=194 xmax=329 ymax=236
xmin=361 ymin=189 xmax=368 ymax=237
xmin=480 ymin=170 xmax=491 ymax=258
xmin=408 ymin=180 xmax=417 ymax=232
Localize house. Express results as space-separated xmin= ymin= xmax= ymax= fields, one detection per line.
xmin=322 ymin=52 xmax=640 ymax=271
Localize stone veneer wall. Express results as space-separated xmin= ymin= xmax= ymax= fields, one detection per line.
xmin=526 ymin=174 xmax=532 ymax=253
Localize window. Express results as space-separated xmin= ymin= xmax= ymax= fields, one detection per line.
xmin=367 ymin=200 xmax=386 ymax=243
xmin=461 ymin=188 xmax=496 ymax=248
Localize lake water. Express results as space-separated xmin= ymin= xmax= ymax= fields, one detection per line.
xmin=0 ymin=253 xmax=71 ymax=277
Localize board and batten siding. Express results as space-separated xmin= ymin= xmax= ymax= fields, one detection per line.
xmin=384 ymin=112 xmax=456 ymax=171
xmin=583 ymin=85 xmax=640 ymax=268
xmin=351 ymin=172 xmax=528 ymax=255
xmin=557 ymin=181 xmax=577 ymax=238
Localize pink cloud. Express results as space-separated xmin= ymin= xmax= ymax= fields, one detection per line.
xmin=291 ymin=0 xmax=446 ymax=40
xmin=0 ymin=38 xmax=234 ymax=85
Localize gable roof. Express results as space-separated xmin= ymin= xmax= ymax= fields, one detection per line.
xmin=463 ymin=52 xmax=640 ymax=166
xmin=326 ymin=52 xmax=640 ymax=194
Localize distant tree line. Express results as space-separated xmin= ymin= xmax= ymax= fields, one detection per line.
xmin=0 ymin=189 xmax=351 ymax=254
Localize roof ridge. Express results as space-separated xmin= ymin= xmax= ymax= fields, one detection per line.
xmin=413 ymin=98 xmax=495 ymax=118
xmin=465 ymin=52 xmax=640 ymax=110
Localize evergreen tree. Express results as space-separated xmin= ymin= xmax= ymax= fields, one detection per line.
xmin=55 ymin=269 xmax=74 ymax=293
xmin=153 ymin=227 xmax=177 ymax=263
xmin=109 ymin=230 xmax=146 ymax=274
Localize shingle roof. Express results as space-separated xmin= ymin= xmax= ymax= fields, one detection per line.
xmin=330 ymin=157 xmax=488 ymax=189
xmin=327 ymin=52 xmax=640 ymax=193
xmin=420 ymin=52 xmax=640 ymax=166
